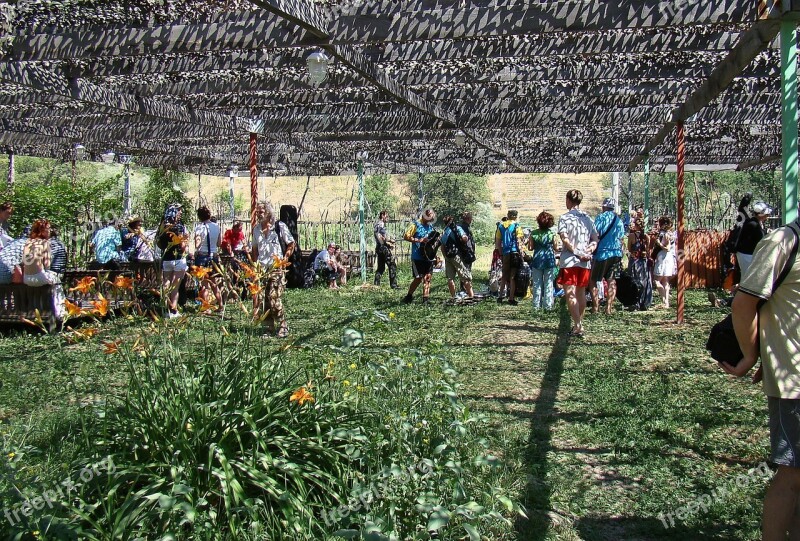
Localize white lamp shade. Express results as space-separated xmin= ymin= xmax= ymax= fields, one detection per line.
xmin=101 ymin=151 xmax=115 ymax=164
xmin=307 ymin=50 xmax=329 ymax=87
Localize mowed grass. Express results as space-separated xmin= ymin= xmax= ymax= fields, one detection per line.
xmin=0 ymin=261 xmax=768 ymax=540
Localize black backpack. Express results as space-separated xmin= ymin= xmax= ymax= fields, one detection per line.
xmin=422 ymin=230 xmax=441 ymax=261
xmin=615 ymin=271 xmax=642 ymax=307
xmin=724 ymin=194 xmax=754 ymax=254
xmin=444 ymin=223 xmax=460 ymax=258
xmin=275 ymin=221 xmax=305 ymax=289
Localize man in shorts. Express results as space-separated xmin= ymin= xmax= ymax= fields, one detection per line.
xmin=557 ymin=189 xmax=598 ymax=337
xmin=495 ymin=209 xmax=524 ymax=305
xmin=440 ymin=215 xmax=474 ymax=300
xmin=402 ymin=209 xmax=437 ymax=305
xmin=724 ymin=216 xmax=800 ymax=541
xmin=591 ymin=197 xmax=625 ymax=315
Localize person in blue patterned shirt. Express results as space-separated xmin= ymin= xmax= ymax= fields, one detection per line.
xmin=591 ymin=197 xmax=625 ymax=314
xmin=402 ymin=208 xmax=437 ymax=305
xmin=90 ymin=220 xmax=121 ymax=270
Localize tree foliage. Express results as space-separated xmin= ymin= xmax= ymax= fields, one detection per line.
xmin=608 ymin=170 xmax=782 ymax=230
xmin=363 ymin=173 xmax=398 ymax=219
xmin=403 ymin=173 xmax=491 ymax=223
xmin=0 ymin=156 xmax=122 ymax=237
xmin=137 ymin=169 xmax=193 ymax=226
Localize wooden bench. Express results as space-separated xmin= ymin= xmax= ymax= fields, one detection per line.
xmin=0 ymin=284 xmax=62 ymax=332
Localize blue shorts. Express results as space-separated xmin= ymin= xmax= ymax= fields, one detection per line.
xmin=769 ymin=396 xmax=800 ymax=467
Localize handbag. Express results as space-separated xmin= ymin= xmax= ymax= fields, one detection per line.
xmin=706 ymin=222 xmax=799 ymax=366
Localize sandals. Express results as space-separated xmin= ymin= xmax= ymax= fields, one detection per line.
xmin=567 ymin=327 xmax=585 ymax=337
xmin=276 ymin=323 xmax=289 ymax=339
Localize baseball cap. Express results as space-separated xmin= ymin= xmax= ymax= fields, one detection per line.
xmin=752 ymin=201 xmax=773 ymax=215
xmin=602 ymin=197 xmax=616 ymax=209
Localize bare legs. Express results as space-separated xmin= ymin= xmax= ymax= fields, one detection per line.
xmin=564 ymin=284 xmax=587 ymax=333
xmin=655 ymin=275 xmax=671 ymax=307
xmin=162 ymin=269 xmax=186 ymax=314
xmin=763 ymin=466 xmax=800 ymax=541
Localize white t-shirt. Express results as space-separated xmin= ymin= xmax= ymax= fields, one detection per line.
xmin=314 ymin=250 xmax=332 ymax=271
xmin=0 ymin=225 xmax=12 ymax=250
xmin=252 ymin=222 xmax=294 ymax=265
xmin=194 ymin=221 xmax=221 ymax=255
xmin=558 ymin=208 xmax=598 ymax=269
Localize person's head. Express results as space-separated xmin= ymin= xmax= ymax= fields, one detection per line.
xmin=29 ymin=219 xmax=51 ymax=240
xmin=379 ymin=210 xmax=388 ymax=221
xmin=566 ymin=189 xmax=583 ymax=209
xmin=536 ymin=211 xmax=554 ymax=230
xmin=507 ymin=209 xmax=519 ymax=221
xmin=128 ymin=216 xmax=143 ymax=230
xmin=327 ymin=242 xmax=336 ymax=254
xmin=602 ymin=197 xmax=616 ymax=212
xmin=196 ymin=206 xmax=212 ymax=222
xmin=49 ymin=225 xmax=59 ymax=238
xmin=752 ymin=201 xmax=774 ymax=222
xmin=658 ymin=216 xmax=673 ymax=231
xmin=633 ymin=217 xmax=645 ymax=232
xmin=461 ymin=211 xmax=473 ymax=225
xmin=232 ymin=221 xmax=242 ymax=231
xmin=0 ymin=201 xmax=12 ymax=222
xmin=164 ymin=204 xmax=182 ymax=224
xmin=255 ymin=201 xmax=275 ymax=224
xmin=421 ymin=208 xmax=436 ymax=224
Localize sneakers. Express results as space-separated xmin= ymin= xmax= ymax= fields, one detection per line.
xmin=402 ymin=294 xmax=413 ymax=304
xmin=508 ymin=299 xmax=519 ymax=306
xmin=167 ymin=310 xmax=180 ymax=319
xmin=708 ymin=292 xmax=722 ymax=308
xmin=390 ymin=284 xmax=401 ymax=290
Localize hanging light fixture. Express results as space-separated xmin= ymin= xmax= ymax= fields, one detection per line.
xmin=306 ymin=49 xmax=330 ymax=87
xmin=454 ymin=130 xmax=466 ymax=148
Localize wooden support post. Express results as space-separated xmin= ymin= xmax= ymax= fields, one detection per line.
xmin=611 ymin=172 xmax=620 ymax=214
xmin=249 ymin=132 xmax=258 ymax=233
xmin=676 ymin=122 xmax=686 ymax=324
xmin=782 ymin=21 xmax=799 ymax=224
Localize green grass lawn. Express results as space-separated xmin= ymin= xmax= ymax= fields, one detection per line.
xmin=0 ymin=267 xmax=769 ymax=540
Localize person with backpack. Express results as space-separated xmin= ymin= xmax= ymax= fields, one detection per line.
xmin=157 ymin=203 xmax=188 ymax=319
xmin=736 ymin=201 xmax=774 ymax=276
xmin=626 ymin=217 xmax=653 ymax=311
xmin=495 ymin=209 xmax=524 ymax=305
xmin=373 ymin=210 xmax=399 ymax=289
xmin=440 ymin=215 xmax=475 ymax=300
xmin=722 ymin=216 xmax=800 ymax=541
xmin=591 ymin=197 xmax=626 ymax=315
xmin=527 ymin=211 xmax=558 ymax=310
xmin=402 ymin=208 xmax=438 ymax=305
xmin=251 ymin=201 xmax=295 ymax=338
xmin=557 ymin=190 xmax=598 ymax=337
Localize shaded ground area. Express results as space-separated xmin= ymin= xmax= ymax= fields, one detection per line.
xmin=449 ymin=292 xmax=769 ymax=541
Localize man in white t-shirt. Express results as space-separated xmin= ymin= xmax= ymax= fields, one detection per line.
xmin=251 ymin=201 xmax=295 ymax=338
xmin=314 ymin=242 xmax=342 ymax=289
xmin=193 ymin=206 xmax=222 ymax=308
xmin=557 ymin=189 xmax=598 ymax=337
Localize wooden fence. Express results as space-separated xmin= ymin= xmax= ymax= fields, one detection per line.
xmin=667 ymin=229 xmax=728 ymax=289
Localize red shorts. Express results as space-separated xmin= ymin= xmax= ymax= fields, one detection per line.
xmin=557 ymin=267 xmax=590 ymax=288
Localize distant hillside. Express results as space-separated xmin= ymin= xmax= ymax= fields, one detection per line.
xmin=191 ymin=171 xmax=608 ymax=222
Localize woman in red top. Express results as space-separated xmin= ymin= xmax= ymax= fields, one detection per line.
xmin=222 ymin=222 xmax=246 ymax=259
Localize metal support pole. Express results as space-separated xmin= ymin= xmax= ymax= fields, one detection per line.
xmin=197 ymin=169 xmax=202 ymax=207
xmin=627 ymin=171 xmax=634 ymax=215
xmin=358 ymin=159 xmax=366 ymax=283
xmin=611 ymin=172 xmax=620 ymax=214
xmin=644 ymin=155 xmax=650 ymax=229
xmin=123 ymin=162 xmax=131 ymax=215
xmin=7 ymin=149 xmax=14 ymax=190
xmin=782 ymin=21 xmax=799 ymax=224
xmin=228 ymin=168 xmax=236 ymax=221
xmin=249 ymin=133 xmax=258 ymax=233
xmin=417 ymin=170 xmax=424 ymax=214
xmin=676 ymin=122 xmax=686 ymax=325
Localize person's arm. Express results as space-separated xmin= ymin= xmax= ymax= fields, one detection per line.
xmin=559 ymin=232 xmax=575 ymax=254
xmin=403 ymin=224 xmax=419 ymax=244
xmin=722 ymin=292 xmax=761 ymax=377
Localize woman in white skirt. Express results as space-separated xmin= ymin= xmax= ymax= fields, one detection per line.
xmin=652 ymin=216 xmax=677 ymax=308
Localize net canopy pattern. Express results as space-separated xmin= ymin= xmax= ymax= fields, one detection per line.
xmin=0 ymin=0 xmax=795 ymax=175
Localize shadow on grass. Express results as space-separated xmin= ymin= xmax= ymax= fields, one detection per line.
xmin=514 ymin=305 xmax=572 ymax=539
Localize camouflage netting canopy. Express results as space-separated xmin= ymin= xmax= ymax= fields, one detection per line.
xmin=0 ymin=0 xmax=794 ymax=175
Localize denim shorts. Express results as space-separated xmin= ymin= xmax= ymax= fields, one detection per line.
xmin=769 ymin=396 xmax=800 ymax=467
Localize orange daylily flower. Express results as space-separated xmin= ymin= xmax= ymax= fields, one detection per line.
xmin=272 ymin=255 xmax=291 ymax=269
xmin=289 ymin=386 xmax=315 ymax=405
xmin=102 ymin=340 xmax=122 ymax=354
xmin=69 ymin=276 xmax=96 ymax=294
xmin=189 ymin=266 xmax=211 ymax=280
xmin=91 ymin=294 xmax=109 ymax=317
xmin=113 ymin=275 xmax=134 ymax=290
xmin=198 ymin=296 xmax=217 ymax=312
xmin=239 ymin=262 xmax=257 ymax=280
xmin=248 ymin=282 xmax=263 ymax=296
xmin=74 ymin=327 xmax=99 ymax=339
xmin=64 ymin=299 xmax=84 ymax=318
